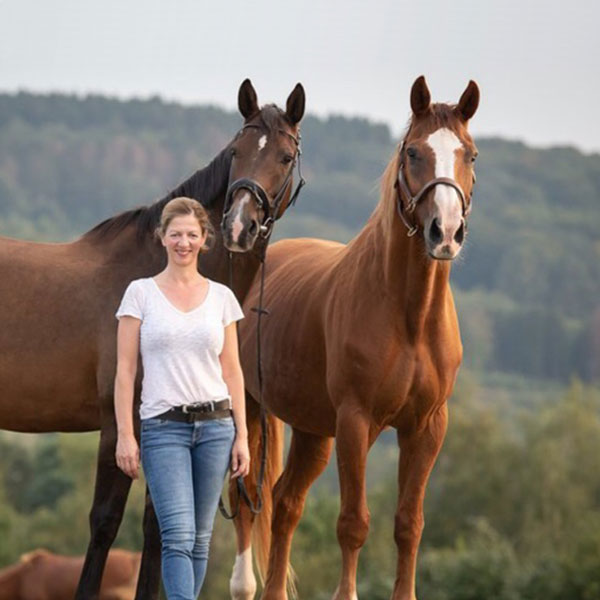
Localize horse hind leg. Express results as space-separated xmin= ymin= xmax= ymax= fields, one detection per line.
xmin=230 ymin=393 xmax=283 ymax=600
xmin=262 ymin=428 xmax=334 ymax=600
xmin=75 ymin=418 xmax=132 ymax=600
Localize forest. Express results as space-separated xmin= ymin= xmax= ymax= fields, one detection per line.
xmin=0 ymin=91 xmax=599 ymax=598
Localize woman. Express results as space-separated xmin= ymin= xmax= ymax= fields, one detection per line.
xmin=114 ymin=196 xmax=250 ymax=600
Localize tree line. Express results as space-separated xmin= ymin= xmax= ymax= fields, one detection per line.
xmin=0 ymin=92 xmax=598 ymax=382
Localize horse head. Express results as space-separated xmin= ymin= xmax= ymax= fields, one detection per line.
xmin=221 ymin=79 xmax=305 ymax=252
xmin=396 ymin=75 xmax=480 ymax=260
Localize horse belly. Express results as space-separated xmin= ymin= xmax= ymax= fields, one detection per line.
xmin=0 ymin=347 xmax=100 ymax=433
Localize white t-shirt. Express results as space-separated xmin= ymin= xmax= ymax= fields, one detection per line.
xmin=115 ymin=277 xmax=244 ymax=420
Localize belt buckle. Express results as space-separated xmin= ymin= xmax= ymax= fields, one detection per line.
xmin=182 ymin=404 xmax=189 ymax=414
xmin=205 ymin=400 xmax=215 ymax=413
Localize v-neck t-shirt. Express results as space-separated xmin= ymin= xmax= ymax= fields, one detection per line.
xmin=115 ymin=277 xmax=244 ymax=419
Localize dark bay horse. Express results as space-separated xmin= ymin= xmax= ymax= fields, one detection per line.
xmin=236 ymin=76 xmax=480 ymax=600
xmin=0 ymin=549 xmax=140 ymax=600
xmin=0 ymin=79 xmax=306 ymax=600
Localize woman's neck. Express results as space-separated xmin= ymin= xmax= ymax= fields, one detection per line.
xmin=158 ymin=263 xmax=205 ymax=286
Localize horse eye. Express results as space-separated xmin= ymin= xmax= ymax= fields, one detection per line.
xmin=281 ymin=154 xmax=294 ymax=165
xmin=230 ymin=147 xmax=237 ymax=157
xmin=406 ymin=147 xmax=417 ymax=160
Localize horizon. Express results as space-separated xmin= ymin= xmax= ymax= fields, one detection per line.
xmin=1 ymin=87 xmax=596 ymax=157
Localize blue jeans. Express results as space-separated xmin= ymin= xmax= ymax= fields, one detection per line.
xmin=141 ymin=415 xmax=235 ymax=600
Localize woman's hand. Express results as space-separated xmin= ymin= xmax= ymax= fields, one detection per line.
xmin=230 ymin=435 xmax=250 ymax=479
xmin=116 ymin=434 xmax=140 ymax=479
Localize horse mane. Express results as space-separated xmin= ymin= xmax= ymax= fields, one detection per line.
xmin=81 ymin=145 xmax=233 ymax=244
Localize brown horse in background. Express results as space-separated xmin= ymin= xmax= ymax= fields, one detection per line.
xmin=235 ymin=76 xmax=480 ymax=600
xmin=0 ymin=79 xmax=305 ymax=600
xmin=0 ymin=549 xmax=140 ymax=600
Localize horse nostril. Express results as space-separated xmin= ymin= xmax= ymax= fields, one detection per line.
xmin=429 ymin=218 xmax=443 ymax=245
xmin=248 ymin=220 xmax=258 ymax=237
xmin=454 ymin=221 xmax=465 ymax=245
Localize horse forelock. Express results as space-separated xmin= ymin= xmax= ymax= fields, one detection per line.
xmin=257 ymin=104 xmax=292 ymax=132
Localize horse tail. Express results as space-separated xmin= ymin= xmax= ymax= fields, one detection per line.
xmin=251 ymin=413 xmax=297 ymax=598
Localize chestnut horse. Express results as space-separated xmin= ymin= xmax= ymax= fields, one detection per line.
xmin=235 ymin=76 xmax=480 ymax=600
xmin=0 ymin=79 xmax=305 ymax=600
xmin=0 ymin=549 xmax=140 ymax=600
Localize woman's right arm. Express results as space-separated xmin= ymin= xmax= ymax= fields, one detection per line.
xmin=114 ymin=315 xmax=142 ymax=479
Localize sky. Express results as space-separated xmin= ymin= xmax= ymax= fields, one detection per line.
xmin=0 ymin=0 xmax=598 ymax=153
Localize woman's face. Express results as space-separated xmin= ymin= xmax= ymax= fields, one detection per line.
xmin=161 ymin=214 xmax=208 ymax=267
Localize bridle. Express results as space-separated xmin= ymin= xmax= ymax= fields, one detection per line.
xmin=394 ymin=140 xmax=474 ymax=237
xmin=222 ymin=123 xmax=306 ymax=239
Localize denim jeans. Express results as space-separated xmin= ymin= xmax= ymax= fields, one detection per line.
xmin=141 ymin=415 xmax=235 ymax=600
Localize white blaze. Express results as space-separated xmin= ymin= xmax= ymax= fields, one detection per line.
xmin=426 ymin=128 xmax=463 ymax=221
xmin=230 ymin=547 xmax=256 ymax=600
xmin=231 ymin=192 xmax=250 ymax=243
xmin=258 ymin=135 xmax=267 ymax=151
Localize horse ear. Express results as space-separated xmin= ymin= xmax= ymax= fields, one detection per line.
xmin=410 ymin=75 xmax=431 ymax=117
xmin=285 ymin=83 xmax=305 ymax=125
xmin=238 ymin=78 xmax=259 ymax=120
xmin=456 ymin=80 xmax=480 ymax=121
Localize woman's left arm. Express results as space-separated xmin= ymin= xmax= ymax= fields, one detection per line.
xmin=220 ymin=322 xmax=250 ymax=479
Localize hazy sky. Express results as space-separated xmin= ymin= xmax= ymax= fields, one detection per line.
xmin=0 ymin=0 xmax=598 ymax=152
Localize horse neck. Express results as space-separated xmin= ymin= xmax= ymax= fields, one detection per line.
xmin=163 ymin=146 xmax=232 ymax=207
xmin=0 ymin=562 xmax=24 ymax=599
xmin=341 ymin=199 xmax=452 ymax=342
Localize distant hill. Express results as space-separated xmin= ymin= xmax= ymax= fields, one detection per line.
xmin=0 ymin=91 xmax=598 ymax=383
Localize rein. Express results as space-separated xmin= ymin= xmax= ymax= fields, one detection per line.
xmin=394 ymin=140 xmax=472 ymax=237
xmin=218 ymin=127 xmax=306 ymax=519
xmin=222 ymin=124 xmax=306 ymax=239
xmin=218 ymin=252 xmax=270 ymax=520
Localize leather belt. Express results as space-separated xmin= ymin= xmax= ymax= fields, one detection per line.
xmin=155 ymin=399 xmax=233 ymax=423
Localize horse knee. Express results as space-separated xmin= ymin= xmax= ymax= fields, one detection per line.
xmin=337 ymin=508 xmax=370 ymax=550
xmin=89 ymin=508 xmax=122 ymax=548
xmin=230 ymin=548 xmax=257 ymax=600
xmin=394 ymin=510 xmax=424 ymax=546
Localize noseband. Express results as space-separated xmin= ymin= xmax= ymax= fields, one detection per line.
xmin=394 ymin=141 xmax=473 ymax=237
xmin=222 ymin=124 xmax=306 ymax=239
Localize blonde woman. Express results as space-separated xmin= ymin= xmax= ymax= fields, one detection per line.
xmin=114 ymin=197 xmax=250 ymax=599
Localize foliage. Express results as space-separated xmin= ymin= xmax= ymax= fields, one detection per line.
xmin=0 ymin=92 xmax=598 ymax=384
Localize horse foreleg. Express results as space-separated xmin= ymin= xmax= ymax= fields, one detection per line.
xmin=262 ymin=428 xmax=333 ymax=600
xmin=332 ymin=405 xmax=372 ymax=600
xmin=133 ymin=487 xmax=161 ymax=600
xmin=393 ymin=403 xmax=448 ymax=600
xmin=75 ymin=421 xmax=132 ymax=600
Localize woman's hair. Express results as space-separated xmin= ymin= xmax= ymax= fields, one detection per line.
xmin=156 ymin=197 xmax=214 ymax=253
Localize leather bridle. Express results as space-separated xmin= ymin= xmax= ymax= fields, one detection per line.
xmin=222 ymin=124 xmax=305 ymax=239
xmin=394 ymin=140 xmax=474 ymax=237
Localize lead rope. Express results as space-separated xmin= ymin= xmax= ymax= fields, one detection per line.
xmin=219 ymin=251 xmax=268 ymax=519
